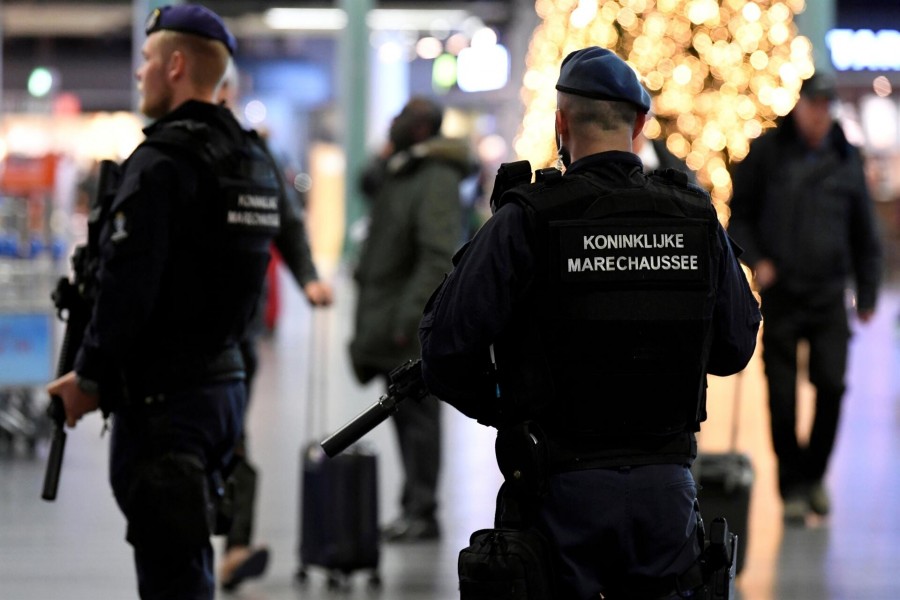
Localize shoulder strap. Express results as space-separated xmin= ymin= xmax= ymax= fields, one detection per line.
xmin=142 ymin=118 xmax=281 ymax=184
xmin=649 ymin=167 xmax=690 ymax=187
xmin=503 ymin=174 xmax=595 ymax=217
xmin=140 ymin=119 xmax=227 ymax=167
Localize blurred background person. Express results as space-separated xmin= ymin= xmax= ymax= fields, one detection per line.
xmin=728 ymin=73 xmax=883 ymax=524
xmin=350 ymin=97 xmax=470 ymax=542
xmin=215 ymin=60 xmax=334 ymax=591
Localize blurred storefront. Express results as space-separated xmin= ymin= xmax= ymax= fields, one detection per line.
xmin=0 ymin=0 xmax=533 ymax=269
xmin=1 ymin=0 xmax=899 ymax=277
xmin=829 ymin=0 xmax=900 ymax=279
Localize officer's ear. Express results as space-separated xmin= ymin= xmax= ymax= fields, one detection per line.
xmin=555 ymin=108 xmax=569 ymax=143
xmin=632 ymin=112 xmax=648 ymax=142
xmin=167 ymin=49 xmax=187 ymax=83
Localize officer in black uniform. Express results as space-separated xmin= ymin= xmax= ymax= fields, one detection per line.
xmin=47 ymin=6 xmax=282 ymax=599
xmin=419 ymin=47 xmax=761 ymax=598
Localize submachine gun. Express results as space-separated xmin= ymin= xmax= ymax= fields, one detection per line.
xmin=320 ymin=359 xmax=428 ymax=458
xmin=41 ymin=159 xmax=119 ymax=502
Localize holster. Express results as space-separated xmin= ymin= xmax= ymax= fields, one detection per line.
xmin=495 ymin=421 xmax=550 ymax=502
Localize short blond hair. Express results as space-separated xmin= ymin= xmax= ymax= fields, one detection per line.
xmin=558 ymin=91 xmax=637 ymax=133
xmin=157 ymin=30 xmax=230 ymax=92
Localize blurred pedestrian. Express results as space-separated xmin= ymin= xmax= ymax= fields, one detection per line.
xmin=728 ymin=73 xmax=883 ymax=524
xmin=215 ymin=61 xmax=334 ymax=591
xmin=350 ymin=97 xmax=470 ymax=542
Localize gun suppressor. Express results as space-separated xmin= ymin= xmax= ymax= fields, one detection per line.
xmin=41 ymin=397 xmax=67 ymax=501
xmin=320 ymin=394 xmax=400 ymax=458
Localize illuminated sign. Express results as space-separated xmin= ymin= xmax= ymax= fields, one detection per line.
xmin=826 ymin=29 xmax=900 ymax=71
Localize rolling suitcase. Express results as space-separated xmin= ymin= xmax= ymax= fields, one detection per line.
xmin=296 ymin=442 xmax=381 ymax=588
xmin=693 ymin=373 xmax=754 ymax=576
xmin=295 ymin=309 xmax=381 ymax=589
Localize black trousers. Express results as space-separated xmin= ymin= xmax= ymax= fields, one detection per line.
xmin=760 ymin=287 xmax=850 ymax=499
xmin=388 ymin=382 xmax=441 ymax=520
xmin=535 ymin=465 xmax=701 ymax=599
xmin=110 ymin=380 xmax=246 ymax=600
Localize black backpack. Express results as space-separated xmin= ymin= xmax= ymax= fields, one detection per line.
xmin=458 ymin=527 xmax=555 ymax=599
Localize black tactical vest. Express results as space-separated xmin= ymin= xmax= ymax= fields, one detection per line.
xmin=123 ymin=117 xmax=282 ymax=392
xmin=493 ymin=164 xmax=721 ymax=458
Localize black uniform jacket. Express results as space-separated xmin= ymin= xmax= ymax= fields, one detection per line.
xmin=75 ymin=100 xmax=278 ymax=405
xmin=420 ymin=152 xmax=761 ymax=437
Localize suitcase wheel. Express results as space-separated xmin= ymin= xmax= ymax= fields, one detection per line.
xmin=294 ymin=566 xmax=308 ymax=584
xmin=326 ymin=571 xmax=348 ymax=590
xmin=368 ymin=571 xmax=382 ymax=589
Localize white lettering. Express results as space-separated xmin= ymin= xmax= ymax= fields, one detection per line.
xmin=566 ymin=253 xmax=700 ymax=273
xmin=227 ymin=211 xmax=281 ymax=227
xmin=237 ymin=194 xmax=279 ymax=210
xmin=582 ymin=233 xmax=686 ymax=251
xmin=827 ymin=28 xmax=900 ymax=71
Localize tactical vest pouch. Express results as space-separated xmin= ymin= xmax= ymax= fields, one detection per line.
xmin=458 ymin=527 xmax=555 ymax=600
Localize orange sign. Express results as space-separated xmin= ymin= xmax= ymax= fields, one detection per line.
xmin=0 ymin=154 xmax=57 ymax=194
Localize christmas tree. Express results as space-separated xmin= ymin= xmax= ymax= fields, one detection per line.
xmin=516 ymin=0 xmax=814 ymax=213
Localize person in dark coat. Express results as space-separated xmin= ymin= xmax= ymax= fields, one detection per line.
xmin=214 ymin=61 xmax=333 ymax=592
xmin=351 ymin=97 xmax=470 ymax=541
xmin=728 ymin=73 xmax=883 ymax=524
xmin=419 ymin=47 xmax=761 ymax=597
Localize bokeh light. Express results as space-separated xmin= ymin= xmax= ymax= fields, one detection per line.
xmin=516 ymin=0 xmax=814 ymax=214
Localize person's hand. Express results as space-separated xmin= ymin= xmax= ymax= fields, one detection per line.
xmin=857 ymin=309 xmax=875 ymax=324
xmin=47 ymin=371 xmax=100 ymax=428
xmin=379 ymin=141 xmax=395 ymax=159
xmin=303 ymin=280 xmax=334 ymax=307
xmin=753 ymin=259 xmax=777 ymax=290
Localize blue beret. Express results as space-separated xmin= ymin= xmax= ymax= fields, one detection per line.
xmin=556 ymin=47 xmax=651 ymax=113
xmin=145 ymin=4 xmax=236 ymax=56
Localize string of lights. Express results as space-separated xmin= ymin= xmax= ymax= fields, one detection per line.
xmin=515 ymin=0 xmax=815 ymax=216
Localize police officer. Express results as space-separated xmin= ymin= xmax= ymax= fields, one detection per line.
xmin=47 ymin=6 xmax=282 ymax=599
xmin=419 ymin=47 xmax=761 ymax=598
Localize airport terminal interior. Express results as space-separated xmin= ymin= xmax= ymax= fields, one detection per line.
xmin=2 ymin=1 xmax=900 ymax=599
xmin=1 ymin=271 xmax=899 ymax=600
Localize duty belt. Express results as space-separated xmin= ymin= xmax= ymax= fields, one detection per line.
xmin=124 ymin=344 xmax=246 ymax=404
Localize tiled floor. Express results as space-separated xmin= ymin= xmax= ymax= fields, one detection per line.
xmin=2 ymin=266 xmax=899 ymax=600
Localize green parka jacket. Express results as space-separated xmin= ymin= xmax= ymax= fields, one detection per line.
xmin=350 ymin=136 xmax=472 ymax=382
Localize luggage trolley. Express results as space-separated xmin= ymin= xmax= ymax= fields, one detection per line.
xmin=0 ymin=257 xmax=59 ymax=453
